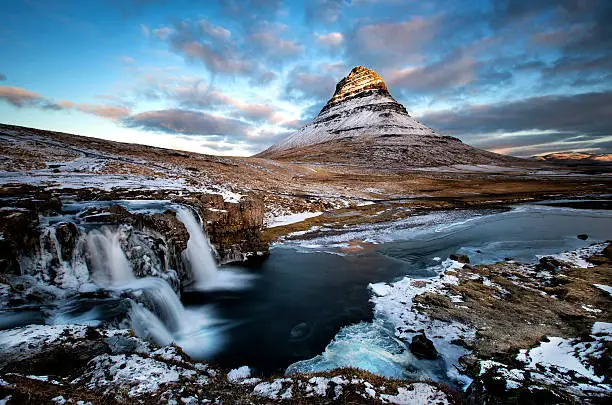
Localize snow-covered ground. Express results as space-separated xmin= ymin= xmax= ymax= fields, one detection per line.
xmin=266 ymin=211 xmax=323 ymax=228
xmin=0 ymin=324 xmax=456 ymax=404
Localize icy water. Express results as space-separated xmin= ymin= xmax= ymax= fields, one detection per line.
xmin=194 ymin=202 xmax=612 ymax=374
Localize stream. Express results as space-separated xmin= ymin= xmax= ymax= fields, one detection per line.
xmin=1 ymin=199 xmax=611 ymax=384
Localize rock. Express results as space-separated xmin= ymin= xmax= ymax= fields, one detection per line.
xmin=55 ymin=222 xmax=80 ymax=261
xmin=0 ymin=207 xmax=40 ymax=276
xmin=536 ymin=256 xmax=566 ymax=272
xmin=577 ymin=234 xmax=588 ymax=240
xmin=409 ymin=332 xmax=438 ymax=360
xmin=603 ymin=243 xmax=612 ymax=259
xmin=0 ymin=324 xmax=458 ymax=405
xmin=450 ymin=253 xmax=470 ymax=264
xmin=467 ymin=361 xmax=572 ymax=405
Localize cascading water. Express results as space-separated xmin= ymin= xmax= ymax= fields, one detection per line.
xmin=175 ymin=206 xmax=218 ymax=285
xmin=86 ymin=227 xmax=136 ymax=287
xmin=175 ymin=206 xmax=256 ymax=291
xmin=85 ymin=227 xmax=185 ymax=338
xmin=83 ymin=224 xmax=224 ymax=358
xmin=15 ymin=202 xmax=235 ymax=359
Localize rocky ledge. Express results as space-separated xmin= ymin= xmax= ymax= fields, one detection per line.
xmin=371 ymin=243 xmax=612 ymax=404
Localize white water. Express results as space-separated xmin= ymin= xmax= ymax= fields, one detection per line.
xmin=286 ymin=321 xmax=441 ymax=381
xmin=83 ymin=224 xmax=225 ymax=359
xmin=175 ymin=206 xmax=256 ymax=291
xmin=86 ymin=227 xmax=136 ymax=287
xmin=175 ymin=207 xmax=218 ymax=284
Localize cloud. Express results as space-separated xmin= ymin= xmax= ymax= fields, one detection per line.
xmin=283 ymin=66 xmax=340 ymax=102
xmin=175 ymin=40 xmax=252 ymax=75
xmin=420 ymin=91 xmax=612 ymax=155
xmin=119 ymin=56 xmax=137 ymax=64
xmin=530 ymin=23 xmax=594 ymax=47
xmin=57 ymin=100 xmax=131 ymax=120
xmin=249 ymin=31 xmax=304 ymax=60
xmin=0 ymin=73 xmax=6 ymax=81
xmin=492 ymin=0 xmax=596 ymax=22
xmin=0 ymin=85 xmax=131 ymax=120
xmin=139 ymin=75 xmax=290 ymax=125
xmin=386 ymin=51 xmax=477 ymax=93
xmin=0 ymin=86 xmax=46 ymax=107
xmin=229 ymin=103 xmax=285 ymax=124
xmin=314 ymin=32 xmax=344 ymax=47
xmin=152 ymin=26 xmax=173 ymax=40
xmin=140 ymin=23 xmax=150 ymax=38
xmin=344 ymin=15 xmax=441 ymax=66
xmin=218 ymin=0 xmax=283 ymax=22
xmin=198 ymin=20 xmax=231 ymax=42
xmin=163 ymin=19 xmax=278 ymax=84
xmin=123 ymin=109 xmax=250 ymax=137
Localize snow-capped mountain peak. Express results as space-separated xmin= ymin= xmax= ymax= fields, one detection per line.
xmin=257 ymin=66 xmax=520 ymax=168
xmin=327 ymin=65 xmax=389 ymax=106
xmin=258 ymin=66 xmax=437 ymax=156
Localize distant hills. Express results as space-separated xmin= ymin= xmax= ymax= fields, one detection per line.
xmin=536 ymin=152 xmax=612 ymax=165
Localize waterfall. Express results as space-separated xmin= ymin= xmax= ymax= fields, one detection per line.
xmin=20 ymin=204 xmax=232 ymax=360
xmin=175 ymin=206 xmax=218 ymax=285
xmin=38 ymin=226 xmax=89 ymax=290
xmin=124 ymin=277 xmax=186 ymax=332
xmin=86 ymin=227 xmax=135 ymax=287
xmin=85 ymin=226 xmax=186 ymax=342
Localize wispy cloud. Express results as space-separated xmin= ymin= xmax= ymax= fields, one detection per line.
xmin=0 ymin=85 xmax=131 ymax=120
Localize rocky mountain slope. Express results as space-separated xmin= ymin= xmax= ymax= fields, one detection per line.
xmin=257 ymin=66 xmax=521 ymax=167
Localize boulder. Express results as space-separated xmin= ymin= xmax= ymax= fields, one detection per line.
xmin=409 ymin=332 xmax=438 ymax=360
xmin=577 ymin=234 xmax=588 ymax=240
xmin=449 ymin=253 xmax=470 ymax=264
xmin=536 ymin=257 xmax=566 ymax=272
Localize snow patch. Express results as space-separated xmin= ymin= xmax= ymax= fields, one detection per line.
xmin=227 ymin=366 xmax=251 ymax=382
xmin=266 ymin=212 xmax=323 ymax=228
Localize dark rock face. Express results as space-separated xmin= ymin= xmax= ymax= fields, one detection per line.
xmin=577 ymin=234 xmax=589 ymax=240
xmin=409 ymin=332 xmax=438 ymax=360
xmin=0 ymin=207 xmax=41 ymax=276
xmin=55 ymin=222 xmax=80 ymax=261
xmin=179 ymin=193 xmax=268 ymax=264
xmin=450 ymin=253 xmax=470 ymax=264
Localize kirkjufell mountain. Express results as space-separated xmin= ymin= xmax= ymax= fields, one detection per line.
xmin=258 ymin=66 xmax=519 ymax=167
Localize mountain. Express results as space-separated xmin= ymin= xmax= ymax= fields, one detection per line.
xmin=536 ymin=152 xmax=612 ymax=165
xmin=257 ymin=66 xmax=521 ymax=167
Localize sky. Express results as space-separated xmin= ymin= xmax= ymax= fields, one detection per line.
xmin=0 ymin=0 xmax=611 ymax=158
